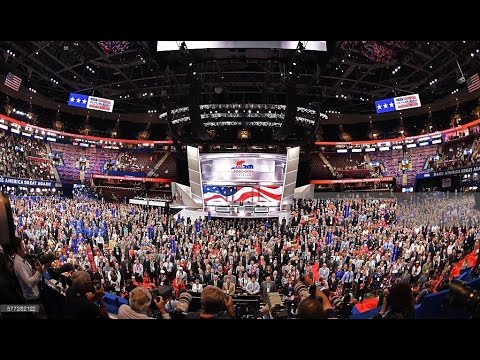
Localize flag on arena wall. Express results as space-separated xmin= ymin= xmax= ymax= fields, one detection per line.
xmin=4 ymin=72 xmax=22 ymax=91
xmin=466 ymin=73 xmax=480 ymax=93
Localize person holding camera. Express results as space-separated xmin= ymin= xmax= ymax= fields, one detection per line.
xmin=12 ymin=238 xmax=48 ymax=318
xmin=0 ymin=246 xmax=30 ymax=319
xmin=376 ymin=282 xmax=415 ymax=319
xmin=64 ymin=270 xmax=109 ymax=319
xmin=296 ymin=274 xmax=337 ymax=319
xmin=186 ymin=285 xmax=236 ymax=319
xmin=118 ymin=286 xmax=170 ymax=319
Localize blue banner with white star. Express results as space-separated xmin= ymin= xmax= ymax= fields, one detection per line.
xmin=375 ymin=94 xmax=421 ymax=114
xmin=68 ymin=93 xmax=89 ymax=109
xmin=375 ymin=97 xmax=396 ymax=114
xmin=67 ymin=93 xmax=115 ymax=112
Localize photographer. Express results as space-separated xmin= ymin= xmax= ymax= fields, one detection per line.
xmin=296 ymin=274 xmax=336 ymax=319
xmin=12 ymin=237 xmax=48 ymax=318
xmin=186 ymin=285 xmax=236 ymax=319
xmin=376 ymin=282 xmax=415 ymax=319
xmin=64 ymin=270 xmax=109 ymax=319
xmin=118 ymin=286 xmax=170 ymax=319
xmin=0 ymin=246 xmax=29 ymax=319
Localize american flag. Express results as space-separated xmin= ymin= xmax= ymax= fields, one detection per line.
xmin=203 ymin=185 xmax=282 ymax=204
xmin=4 ymin=72 xmax=22 ymax=91
xmin=467 ymin=73 xmax=480 ymax=93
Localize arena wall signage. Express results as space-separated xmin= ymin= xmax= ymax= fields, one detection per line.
xmin=92 ymin=174 xmax=173 ymax=183
xmin=0 ymin=176 xmax=56 ymax=187
xmin=67 ymin=93 xmax=114 ymax=113
xmin=310 ymin=177 xmax=394 ymax=184
xmin=375 ymin=94 xmax=421 ymax=114
xmin=417 ymin=165 xmax=480 ymax=179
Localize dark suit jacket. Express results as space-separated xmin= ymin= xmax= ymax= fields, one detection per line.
xmin=205 ymin=273 xmax=215 ymax=283
xmin=208 ymin=280 xmax=223 ymax=288
xmin=260 ymin=281 xmax=277 ymax=301
xmin=144 ymin=260 xmax=158 ymax=277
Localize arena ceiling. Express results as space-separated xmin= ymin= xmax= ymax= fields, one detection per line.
xmin=1 ymin=41 xmax=480 ymax=117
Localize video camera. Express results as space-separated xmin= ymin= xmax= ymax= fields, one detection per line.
xmin=268 ymin=283 xmax=315 ymax=319
xmin=149 ymin=287 xmax=193 ymax=319
xmin=448 ymin=279 xmax=480 ymax=318
xmin=25 ymin=252 xmax=56 ymax=266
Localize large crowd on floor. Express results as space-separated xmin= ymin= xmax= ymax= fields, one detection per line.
xmin=3 ymin=191 xmax=479 ymax=319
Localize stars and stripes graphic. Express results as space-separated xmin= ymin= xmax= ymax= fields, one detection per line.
xmin=203 ymin=185 xmax=282 ymax=204
xmin=4 ymin=72 xmax=22 ymax=91
xmin=67 ymin=93 xmax=114 ymax=112
xmin=374 ymin=97 xmax=396 ymax=114
xmin=466 ymin=73 xmax=480 ymax=93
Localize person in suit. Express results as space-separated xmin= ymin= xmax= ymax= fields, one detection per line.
xmin=222 ymin=276 xmax=236 ymax=296
xmin=225 ymin=269 xmax=237 ymax=285
xmin=209 ymin=274 xmax=223 ymax=289
xmin=113 ymin=243 xmax=122 ymax=264
xmin=260 ymin=276 xmax=276 ymax=303
xmin=276 ymin=250 xmax=288 ymax=266
xmin=205 ymin=268 xmax=216 ymax=284
xmin=197 ymin=269 xmax=206 ymax=285
xmin=144 ymin=255 xmax=158 ymax=286
xmin=318 ymin=263 xmax=330 ymax=280
xmin=327 ymin=272 xmax=339 ymax=293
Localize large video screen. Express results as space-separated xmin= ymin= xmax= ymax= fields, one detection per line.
xmin=202 ymin=185 xmax=282 ymax=204
xmin=200 ymin=153 xmax=286 ymax=205
xmin=200 ymin=153 xmax=286 ymax=186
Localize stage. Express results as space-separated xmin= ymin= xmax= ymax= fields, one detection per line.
xmin=171 ymin=204 xmax=290 ymax=221
xmin=207 ymin=209 xmax=284 ymax=219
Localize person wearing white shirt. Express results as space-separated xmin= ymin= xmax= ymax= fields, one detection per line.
xmin=191 ymin=278 xmax=204 ymax=293
xmin=13 ymin=238 xmax=47 ymax=318
xmin=132 ymin=259 xmax=143 ymax=282
xmin=246 ymin=275 xmax=260 ymax=295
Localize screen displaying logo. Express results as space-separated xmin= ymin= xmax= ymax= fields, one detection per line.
xmin=200 ymin=153 xmax=286 ymax=185
xmin=231 ymin=160 xmax=254 ymax=169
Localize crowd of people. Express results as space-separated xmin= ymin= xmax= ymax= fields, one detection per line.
xmin=0 ymin=190 xmax=478 ymax=319
xmin=426 ymin=136 xmax=480 ymax=172
xmin=0 ymin=132 xmax=57 ymax=181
